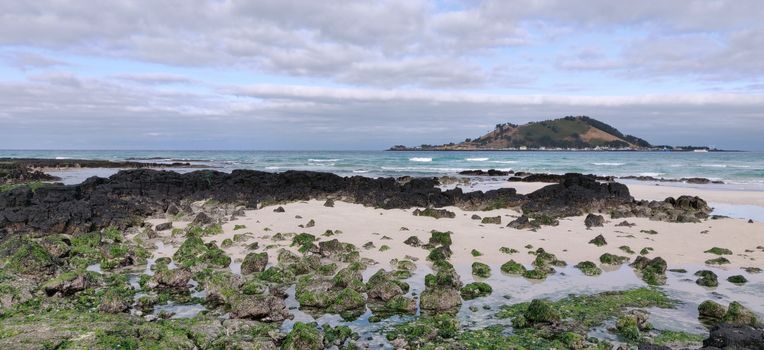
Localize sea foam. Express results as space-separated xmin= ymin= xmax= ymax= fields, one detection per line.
xmin=309 ymin=159 xmax=341 ymax=162
xmin=409 ymin=157 xmax=432 ymax=162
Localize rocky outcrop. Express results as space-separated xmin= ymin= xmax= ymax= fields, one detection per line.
xmin=0 ymin=157 xmax=197 ymax=170
xmin=508 ymin=172 xmax=614 ymax=183
xmin=0 ymin=170 xmax=711 ymax=236
xmin=609 ymin=195 xmax=711 ymax=223
xmin=702 ymin=323 xmax=764 ymax=349
xmin=229 ymin=294 xmax=291 ymax=322
xmin=522 ymin=173 xmax=632 ymax=217
xmin=241 ymin=252 xmax=268 ymax=274
xmin=584 ymin=214 xmax=605 ymax=228
xmin=458 ymin=169 xmax=512 ymax=176
xmin=620 ymin=175 xmax=724 ymax=185
xmin=0 ymin=163 xmax=59 ymax=185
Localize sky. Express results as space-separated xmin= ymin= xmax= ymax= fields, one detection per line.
xmin=1 ymin=0 xmax=763 ymax=150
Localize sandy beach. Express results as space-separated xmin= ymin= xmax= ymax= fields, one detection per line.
xmin=150 ymin=195 xmax=764 ymax=273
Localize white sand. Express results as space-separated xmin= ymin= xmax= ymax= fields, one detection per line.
xmin=150 ymin=198 xmax=764 ymax=272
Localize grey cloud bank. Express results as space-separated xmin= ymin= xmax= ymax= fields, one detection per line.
xmin=0 ymin=0 xmax=763 ymax=150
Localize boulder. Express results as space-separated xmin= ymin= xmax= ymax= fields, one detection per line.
xmin=192 ymin=212 xmax=214 ymax=226
xmin=480 ymin=216 xmax=501 ymax=224
xmin=403 ymin=236 xmax=421 ymax=247
xmin=584 ymin=213 xmax=605 ymax=228
xmin=702 ymin=323 xmax=764 ymax=349
xmin=241 ymin=252 xmax=268 ymax=274
xmin=155 ymin=222 xmax=173 ymax=231
xmin=148 ymin=268 xmax=192 ymax=291
xmin=229 ymin=294 xmax=291 ymax=322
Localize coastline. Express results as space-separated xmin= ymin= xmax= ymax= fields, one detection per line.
xmin=1 ymin=162 xmax=763 ymax=348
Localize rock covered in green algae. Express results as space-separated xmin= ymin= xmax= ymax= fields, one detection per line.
xmin=480 ymin=216 xmax=501 ymax=224
xmin=0 ymin=237 xmax=56 ymax=277
xmin=460 ymin=282 xmax=493 ymax=300
xmin=471 ymin=262 xmax=491 ymax=278
xmin=282 ymin=322 xmax=324 ymax=350
xmin=574 ymin=261 xmax=602 ymax=276
xmin=420 ymin=269 xmax=463 ymax=312
xmin=727 ymin=275 xmax=748 ymax=284
xmin=98 ymin=289 xmax=130 ymax=314
xmin=532 ymin=248 xmax=566 ymax=274
xmin=704 ymin=247 xmax=733 ymax=255
xmin=614 ymin=309 xmax=653 ymax=342
xmin=241 ymin=252 xmax=268 ymax=274
xmin=39 ymin=235 xmax=72 ymax=259
xmin=427 ymin=230 xmax=453 ymax=246
xmin=599 ymin=252 xmax=629 ymax=265
xmin=698 ymin=300 xmax=728 ymax=322
xmin=517 ymin=299 xmax=561 ymax=327
xmin=698 ymin=300 xmax=760 ymax=327
xmin=385 ymin=314 xmax=459 ymax=347
xmin=498 ymin=288 xmax=674 ymax=329
xmin=589 ymin=234 xmax=607 ymax=247
xmin=724 ymin=301 xmax=759 ymax=326
xmin=366 ymin=269 xmax=408 ymax=302
xmin=413 ymin=208 xmax=456 ymax=219
xmin=229 ymin=293 xmax=290 ymax=322
xmin=630 ymin=256 xmax=667 ymax=285
xmin=705 ymin=256 xmax=731 ymax=265
xmin=695 ymin=270 xmax=719 ymax=287
xmin=500 ymin=260 xmax=526 ymax=275
xmin=523 ymin=269 xmax=548 ymax=280
xmin=147 ymin=267 xmax=192 ymax=291
xmin=294 ymin=262 xmax=367 ymax=316
xmin=173 ymin=236 xmax=231 ymax=268
xmin=42 ymin=270 xmax=102 ymax=296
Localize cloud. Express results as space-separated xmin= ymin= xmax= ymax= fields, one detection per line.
xmin=1 ymin=51 xmax=70 ymax=70
xmin=113 ymin=73 xmax=194 ymax=85
xmin=226 ymin=84 xmax=764 ymax=107
xmin=1 ymin=74 xmax=762 ymax=150
xmin=1 ymin=1 xmax=763 ymax=87
xmin=0 ymin=1 xmax=763 ymax=150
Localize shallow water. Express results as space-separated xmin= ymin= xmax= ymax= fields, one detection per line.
xmin=115 ymin=236 xmax=764 ymax=349
xmin=710 ymin=202 xmax=764 ymax=222
xmin=6 ymin=150 xmax=764 ymax=190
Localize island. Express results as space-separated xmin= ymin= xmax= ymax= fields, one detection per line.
xmin=389 ymin=116 xmax=717 ymax=151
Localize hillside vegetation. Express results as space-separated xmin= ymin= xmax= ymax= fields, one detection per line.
xmin=390 ymin=116 xmax=652 ymax=150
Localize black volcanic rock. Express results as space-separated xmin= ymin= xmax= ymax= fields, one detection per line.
xmin=0 ymin=169 xmax=712 ymax=237
xmin=522 ymin=173 xmax=632 ymax=217
xmin=584 ymin=213 xmax=605 ymax=228
xmin=509 ymin=172 xmax=614 ymax=183
xmin=0 ymin=169 xmax=525 ymax=235
xmin=0 ymin=158 xmax=197 ymax=169
xmin=458 ymin=169 xmax=512 ymax=176
xmin=702 ymin=323 xmax=764 ymax=349
xmin=0 ymin=163 xmax=60 ymax=184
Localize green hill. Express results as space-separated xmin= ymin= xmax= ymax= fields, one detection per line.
xmin=389 ymin=116 xmax=652 ymax=150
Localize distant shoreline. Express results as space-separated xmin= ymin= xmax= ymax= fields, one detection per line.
xmin=386 ymin=148 xmax=741 ymax=152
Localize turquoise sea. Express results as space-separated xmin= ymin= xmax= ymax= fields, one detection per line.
xmin=2 ymin=150 xmax=764 ymax=189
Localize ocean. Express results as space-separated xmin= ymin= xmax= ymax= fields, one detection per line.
xmin=2 ymin=150 xmax=764 ymax=190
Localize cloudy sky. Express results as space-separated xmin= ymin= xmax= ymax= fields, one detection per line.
xmin=1 ymin=0 xmax=763 ymax=150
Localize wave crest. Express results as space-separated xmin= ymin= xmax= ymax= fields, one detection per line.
xmin=409 ymin=157 xmax=432 ymax=162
